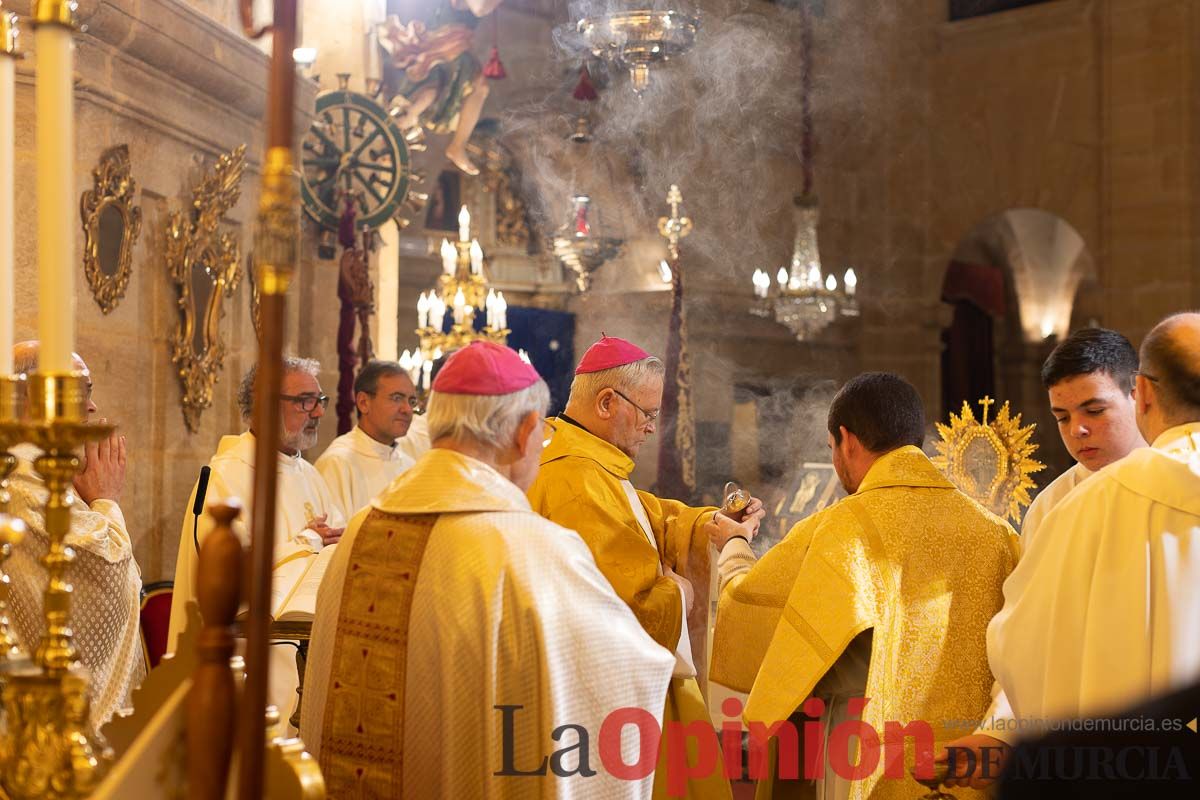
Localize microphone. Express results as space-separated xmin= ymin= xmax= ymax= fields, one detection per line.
xmin=192 ymin=465 xmax=211 ymax=553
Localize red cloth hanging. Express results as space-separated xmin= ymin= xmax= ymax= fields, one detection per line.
xmin=483 ymin=13 xmax=506 ymax=80
xmin=573 ymin=65 xmax=598 ymax=102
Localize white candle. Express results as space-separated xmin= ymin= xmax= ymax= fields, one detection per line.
xmin=432 ymin=295 xmax=445 ymax=329
xmin=458 ymin=205 xmax=470 ymax=243
xmin=417 ymin=292 xmax=429 ymax=329
xmin=844 ymin=268 xmax=857 ymax=297
xmin=0 ymin=20 xmax=15 ymax=375
xmin=776 ymin=267 xmax=787 ymax=287
xmin=469 ymin=239 xmax=483 ymax=275
xmin=825 ymin=274 xmax=837 ymax=291
xmin=36 ymin=19 xmax=75 ymax=372
xmin=400 ymin=349 xmax=412 ymax=372
xmin=440 ymin=239 xmax=455 ymax=275
xmin=485 ymin=288 xmax=496 ymax=329
xmin=452 ymin=287 xmax=465 ymax=326
xmin=496 ymin=291 xmax=507 ymax=330
xmin=421 ymin=359 xmax=432 ymax=390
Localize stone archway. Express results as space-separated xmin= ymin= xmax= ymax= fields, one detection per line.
xmin=941 ymin=209 xmax=1096 ymax=478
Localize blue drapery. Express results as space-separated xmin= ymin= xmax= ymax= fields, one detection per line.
xmin=505 ymin=306 xmax=575 ymax=415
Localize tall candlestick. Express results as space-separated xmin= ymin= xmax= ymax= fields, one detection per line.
xmin=458 ymin=205 xmax=470 ymax=243
xmin=34 ymin=4 xmax=76 ymax=373
xmin=469 ymin=239 xmax=483 ymax=275
xmin=0 ymin=8 xmax=17 ymax=375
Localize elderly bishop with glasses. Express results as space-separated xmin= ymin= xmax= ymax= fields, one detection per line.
xmin=168 ymin=357 xmax=346 ymax=727
xmin=528 ymin=335 xmax=763 ymax=799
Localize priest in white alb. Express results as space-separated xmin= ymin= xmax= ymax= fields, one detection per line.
xmin=315 ymin=359 xmax=416 ymax=516
xmin=168 ymin=357 xmax=345 ymax=720
xmin=971 ymin=312 xmax=1200 ymax=785
xmin=302 ymin=341 xmax=675 ymax=799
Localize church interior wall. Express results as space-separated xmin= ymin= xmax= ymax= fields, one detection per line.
xmin=10 ymin=0 xmax=1200 ymax=581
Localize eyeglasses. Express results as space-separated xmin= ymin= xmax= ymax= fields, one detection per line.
xmin=280 ymin=393 xmax=329 ymax=413
xmin=612 ymin=388 xmax=660 ymax=423
xmin=382 ymin=392 xmax=420 ymax=408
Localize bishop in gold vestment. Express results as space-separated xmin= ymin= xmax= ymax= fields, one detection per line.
xmin=528 ymin=336 xmax=760 ymax=800
xmin=710 ymin=374 xmax=1018 ymax=800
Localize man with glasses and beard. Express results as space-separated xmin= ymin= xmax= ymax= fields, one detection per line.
xmin=528 ymin=335 xmax=762 ymax=800
xmin=168 ymin=356 xmax=345 ymax=727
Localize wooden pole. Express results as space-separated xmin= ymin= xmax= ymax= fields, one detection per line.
xmin=236 ymin=2 xmax=299 ymax=798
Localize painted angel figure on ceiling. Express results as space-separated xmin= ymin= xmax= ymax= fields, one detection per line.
xmin=379 ymin=0 xmax=505 ymax=176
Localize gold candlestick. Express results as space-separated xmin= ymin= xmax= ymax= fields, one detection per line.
xmin=0 ymin=375 xmax=29 ymax=668
xmin=0 ymin=373 xmax=113 ymax=798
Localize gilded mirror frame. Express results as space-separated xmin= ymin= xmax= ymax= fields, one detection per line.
xmin=80 ymin=145 xmax=142 ymax=314
xmin=167 ymin=145 xmax=247 ymax=433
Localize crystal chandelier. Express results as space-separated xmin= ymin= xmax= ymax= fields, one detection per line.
xmin=750 ymin=196 xmax=858 ymax=341
xmin=577 ymin=8 xmax=699 ymax=95
xmin=402 ymin=206 xmax=509 ymax=393
xmin=552 ymin=194 xmax=623 ymax=291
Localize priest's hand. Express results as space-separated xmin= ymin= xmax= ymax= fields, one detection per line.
xmin=309 ymin=514 xmax=344 ymax=546
xmin=719 ymin=495 xmax=765 ymax=525
xmin=935 ymin=734 xmax=1011 ymax=789
xmin=663 ymin=565 xmax=694 ymax=615
xmin=73 ymin=422 xmax=126 ymax=506
xmin=705 ymin=511 xmax=759 ymax=551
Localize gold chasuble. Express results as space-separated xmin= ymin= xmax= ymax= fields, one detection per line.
xmin=528 ymin=418 xmax=731 ymax=800
xmin=711 ymin=447 xmax=1019 ymax=800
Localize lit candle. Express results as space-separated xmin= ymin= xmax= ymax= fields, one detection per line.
xmin=485 ymin=288 xmax=496 ymax=329
xmin=400 ymin=349 xmax=412 ymax=372
xmin=496 ymin=291 xmax=507 ymax=330
xmin=458 ymin=205 xmax=470 ymax=243
xmin=452 ymin=287 xmax=466 ymax=326
xmin=440 ymin=239 xmax=455 ymax=275
xmin=776 ymin=267 xmax=787 ymax=287
xmin=421 ymin=359 xmax=432 ymax=391
xmin=0 ymin=10 xmax=17 ymax=374
xmin=35 ymin=6 xmax=76 ymax=372
xmin=844 ymin=268 xmax=857 ymax=297
xmin=469 ymin=239 xmax=483 ymax=275
xmin=417 ymin=292 xmax=429 ymax=329
xmin=805 ymin=264 xmax=819 ymax=289
xmin=825 ymin=274 xmax=837 ymax=291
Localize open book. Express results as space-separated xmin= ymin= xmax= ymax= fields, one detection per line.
xmin=270 ymin=544 xmax=337 ymax=622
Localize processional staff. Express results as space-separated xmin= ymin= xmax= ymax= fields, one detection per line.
xmin=235 ymin=1 xmax=301 ymax=798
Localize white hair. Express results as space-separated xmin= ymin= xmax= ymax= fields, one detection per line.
xmin=568 ymin=357 xmax=665 ymax=404
xmin=426 ymin=380 xmax=550 ymax=450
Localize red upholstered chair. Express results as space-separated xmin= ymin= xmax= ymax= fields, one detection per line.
xmin=139 ymin=580 xmax=174 ymax=671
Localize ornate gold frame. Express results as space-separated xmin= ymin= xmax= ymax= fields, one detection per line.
xmin=80 ymin=145 xmax=142 ymax=314
xmin=932 ymin=397 xmax=1046 ymax=523
xmin=167 ymin=145 xmax=247 ymax=433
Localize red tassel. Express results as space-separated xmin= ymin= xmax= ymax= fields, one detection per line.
xmin=483 ymin=46 xmax=507 ymax=80
xmin=573 ymin=65 xmax=598 ymax=102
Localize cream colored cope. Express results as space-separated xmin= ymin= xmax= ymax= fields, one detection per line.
xmin=303 ymin=449 xmax=675 ymax=798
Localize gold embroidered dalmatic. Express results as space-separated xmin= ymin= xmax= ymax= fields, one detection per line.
xmin=711 ymin=447 xmax=1019 ymax=800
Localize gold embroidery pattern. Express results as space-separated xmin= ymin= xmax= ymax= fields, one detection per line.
xmin=318 ymin=512 xmax=436 ymax=798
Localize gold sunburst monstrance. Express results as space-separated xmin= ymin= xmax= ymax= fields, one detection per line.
xmin=932 ymin=396 xmax=1046 ymax=524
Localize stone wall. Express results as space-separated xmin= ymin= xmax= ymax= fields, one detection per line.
xmin=7 ymin=0 xmax=319 ymax=582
